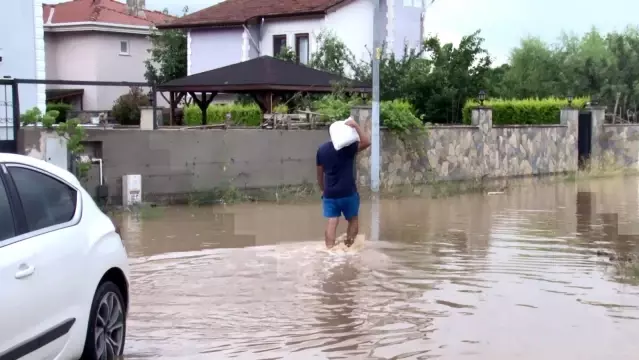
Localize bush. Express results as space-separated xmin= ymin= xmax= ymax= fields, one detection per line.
xmin=462 ymin=97 xmax=590 ymax=125
xmin=380 ymin=100 xmax=423 ymax=134
xmin=46 ymin=102 xmax=73 ymax=123
xmin=112 ymin=87 xmax=150 ymax=125
xmin=311 ymin=96 xmax=423 ymax=134
xmin=183 ymin=104 xmax=262 ymax=126
xmin=274 ymin=104 xmax=289 ymax=113
xmin=312 ymin=95 xmax=357 ymax=122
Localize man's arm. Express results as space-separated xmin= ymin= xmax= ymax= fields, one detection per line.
xmin=317 ymin=165 xmax=324 ymax=192
xmin=316 ymin=150 xmax=324 ymax=192
xmin=345 ymin=117 xmax=371 ymax=152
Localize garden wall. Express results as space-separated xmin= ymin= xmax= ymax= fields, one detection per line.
xmin=352 ymin=106 xmax=579 ymax=188
xmin=599 ymin=124 xmax=639 ymax=167
xmin=20 ymin=106 xmax=631 ymax=204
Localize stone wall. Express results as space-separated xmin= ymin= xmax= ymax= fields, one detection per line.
xmin=599 ymin=124 xmax=639 ymax=168
xmin=352 ymin=106 xmax=579 ymax=189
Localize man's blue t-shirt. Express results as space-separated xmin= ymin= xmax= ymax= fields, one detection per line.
xmin=316 ymin=141 xmax=359 ymax=199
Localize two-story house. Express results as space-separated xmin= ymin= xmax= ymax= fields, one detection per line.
xmin=43 ymin=0 xmax=174 ymax=111
xmin=158 ymin=0 xmax=426 ymax=77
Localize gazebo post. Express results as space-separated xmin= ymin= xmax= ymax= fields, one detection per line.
xmin=189 ymin=91 xmax=217 ymax=125
xmin=169 ymin=91 xmax=175 ymax=126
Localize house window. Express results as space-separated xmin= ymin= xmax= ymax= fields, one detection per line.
xmin=273 ymin=35 xmax=287 ymax=57
xmin=119 ymin=40 xmax=130 ymax=55
xmin=295 ymin=33 xmax=310 ymax=65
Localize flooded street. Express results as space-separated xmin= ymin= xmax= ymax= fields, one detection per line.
xmin=118 ymin=177 xmax=639 ymax=359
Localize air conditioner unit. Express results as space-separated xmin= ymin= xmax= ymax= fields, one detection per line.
xmin=122 ymin=174 xmax=142 ymax=206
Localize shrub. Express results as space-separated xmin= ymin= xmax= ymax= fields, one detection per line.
xmin=46 ymin=102 xmax=73 ymax=123
xmin=183 ymin=104 xmax=262 ymax=126
xmin=312 ymin=95 xmax=357 ymax=122
xmin=274 ymin=104 xmax=288 ymax=113
xmin=461 ymin=97 xmax=590 ymax=125
xmin=380 ymin=99 xmax=423 ymax=134
xmin=112 ymin=87 xmax=149 ymax=125
xmin=312 ymin=96 xmax=423 ymax=134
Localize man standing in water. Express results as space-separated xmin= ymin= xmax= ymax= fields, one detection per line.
xmin=316 ymin=117 xmax=371 ymax=248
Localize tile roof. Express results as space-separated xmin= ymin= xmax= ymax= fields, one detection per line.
xmin=43 ymin=0 xmax=175 ymax=27
xmin=159 ymin=0 xmax=348 ymax=29
xmin=158 ymin=55 xmax=371 ymax=92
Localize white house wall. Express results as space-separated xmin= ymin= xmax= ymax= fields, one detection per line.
xmin=258 ymin=17 xmax=323 ymax=58
xmin=45 ymin=31 xmax=164 ymax=111
xmin=324 ymin=0 xmax=375 ymax=64
xmin=393 ymin=0 xmax=424 ymax=55
xmin=45 ymin=32 xmax=99 ymax=110
xmin=188 ymin=28 xmax=244 ymax=75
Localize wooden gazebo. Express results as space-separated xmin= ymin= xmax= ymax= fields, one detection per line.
xmin=157 ymin=56 xmax=371 ymax=125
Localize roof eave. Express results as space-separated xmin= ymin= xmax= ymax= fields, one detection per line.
xmin=156 ymin=10 xmax=327 ymax=30
xmin=157 ymin=84 xmax=371 ymax=93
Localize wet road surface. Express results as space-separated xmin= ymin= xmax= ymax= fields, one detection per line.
xmin=117 ymin=177 xmax=639 ymax=359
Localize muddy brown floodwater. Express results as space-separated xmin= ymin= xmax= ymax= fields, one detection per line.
xmin=116 ymin=176 xmax=639 ymax=359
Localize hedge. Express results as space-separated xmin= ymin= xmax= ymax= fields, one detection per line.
xmin=183 ymin=104 xmax=263 ymax=126
xmin=462 ymin=97 xmax=590 ymax=125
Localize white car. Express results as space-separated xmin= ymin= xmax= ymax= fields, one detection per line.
xmin=0 ymin=153 xmax=130 ymax=360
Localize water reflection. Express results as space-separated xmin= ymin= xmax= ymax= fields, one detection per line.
xmin=120 ymin=176 xmax=639 ymax=359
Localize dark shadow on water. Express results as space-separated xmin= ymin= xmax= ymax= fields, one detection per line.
xmin=576 ymin=191 xmax=639 ymax=260
xmin=314 ymin=259 xmax=361 ymax=353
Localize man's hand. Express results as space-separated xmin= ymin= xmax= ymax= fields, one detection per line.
xmin=344 ymin=117 xmax=370 ymax=152
xmin=344 ymin=117 xmax=358 ymax=128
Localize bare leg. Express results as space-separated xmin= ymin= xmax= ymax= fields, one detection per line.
xmin=325 ymin=217 xmax=339 ymax=248
xmin=345 ymin=216 xmax=359 ymax=247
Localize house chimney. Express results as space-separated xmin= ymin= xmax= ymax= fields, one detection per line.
xmin=126 ymin=0 xmax=135 ymax=14
xmin=126 ymin=0 xmax=145 ymax=17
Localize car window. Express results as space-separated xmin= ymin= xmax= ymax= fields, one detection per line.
xmin=0 ymin=174 xmax=15 ymax=241
xmin=8 ymin=167 xmax=77 ymax=232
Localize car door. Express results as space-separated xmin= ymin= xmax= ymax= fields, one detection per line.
xmin=0 ymin=163 xmax=84 ymax=360
xmin=0 ymin=163 xmax=37 ymax=359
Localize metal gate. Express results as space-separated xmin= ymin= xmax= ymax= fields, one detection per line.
xmin=0 ymin=79 xmax=19 ymax=154
xmin=578 ymin=111 xmax=593 ymax=168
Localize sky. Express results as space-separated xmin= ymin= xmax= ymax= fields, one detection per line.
xmin=46 ymin=0 xmax=639 ymax=64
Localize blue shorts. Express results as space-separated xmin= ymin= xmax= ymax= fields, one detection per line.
xmin=322 ymin=193 xmax=360 ymax=220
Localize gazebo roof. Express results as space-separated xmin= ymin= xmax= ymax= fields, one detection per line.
xmin=158 ymin=56 xmax=371 ymax=93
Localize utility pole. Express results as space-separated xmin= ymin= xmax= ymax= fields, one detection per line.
xmin=371 ymin=0 xmax=381 ymax=193
xmin=370 ymin=0 xmax=382 ymax=242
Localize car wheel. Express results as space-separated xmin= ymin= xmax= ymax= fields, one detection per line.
xmin=81 ymin=281 xmax=127 ymax=360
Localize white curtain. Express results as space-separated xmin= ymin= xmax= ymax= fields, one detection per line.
xmin=299 ymin=37 xmax=309 ymax=64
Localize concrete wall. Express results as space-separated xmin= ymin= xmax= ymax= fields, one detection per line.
xmin=353 ymin=106 xmax=579 ymax=188
xmin=45 ymin=31 xmax=155 ymax=111
xmin=20 ymin=127 xmax=329 ymax=203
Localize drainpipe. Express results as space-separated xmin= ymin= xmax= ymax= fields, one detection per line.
xmin=243 ymin=24 xmax=261 ymax=55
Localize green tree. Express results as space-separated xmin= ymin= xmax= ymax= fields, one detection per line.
xmin=309 ymin=31 xmax=357 ymax=76
xmin=403 ymin=30 xmax=493 ymax=123
xmin=275 ymin=46 xmax=297 ymax=62
xmin=143 ymin=7 xmax=188 ymax=85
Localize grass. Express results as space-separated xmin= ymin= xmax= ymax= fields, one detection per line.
xmin=562 ymin=154 xmax=639 ymax=182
